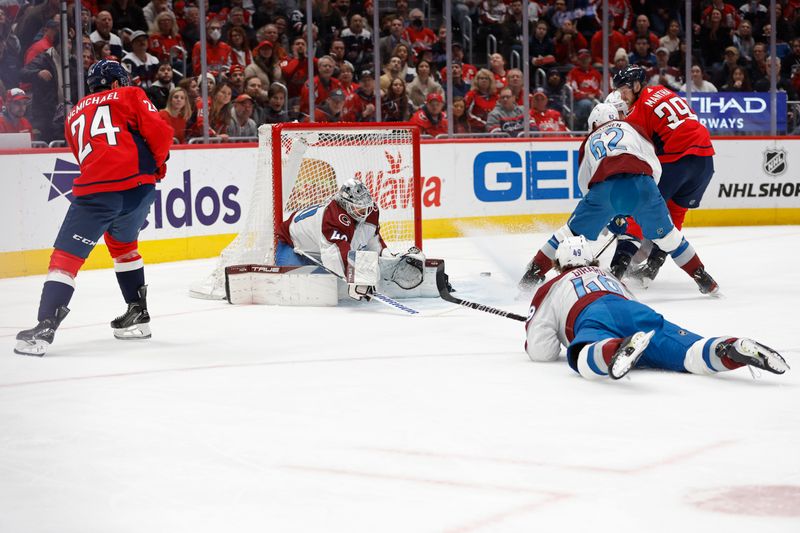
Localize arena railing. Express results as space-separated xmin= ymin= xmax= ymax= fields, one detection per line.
xmin=186 ymin=136 xmax=258 ymax=144
xmin=486 ymin=34 xmax=498 ymax=63
xmin=510 ymin=50 xmax=521 ymax=70
xmin=169 ymin=45 xmax=188 ymax=79
xmin=462 ymin=17 xmax=473 ymax=65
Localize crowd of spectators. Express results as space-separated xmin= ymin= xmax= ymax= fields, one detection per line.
xmin=2 ymin=0 xmax=800 ymax=143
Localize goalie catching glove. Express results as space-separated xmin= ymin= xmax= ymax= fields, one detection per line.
xmin=381 ymin=246 xmax=425 ymax=290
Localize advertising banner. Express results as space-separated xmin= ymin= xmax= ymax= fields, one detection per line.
xmin=682 ymin=92 xmax=787 ymax=133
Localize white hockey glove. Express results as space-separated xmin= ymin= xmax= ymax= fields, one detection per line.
xmin=347 ymin=249 xmax=379 ymax=301
xmin=391 ymin=247 xmax=425 ymax=289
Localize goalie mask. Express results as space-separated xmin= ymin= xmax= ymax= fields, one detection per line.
xmin=335 ymin=179 xmax=375 ymax=223
xmin=555 ymin=236 xmax=595 ymax=270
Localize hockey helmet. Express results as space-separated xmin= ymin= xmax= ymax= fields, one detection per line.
xmin=555 ymin=236 xmax=595 ymax=270
xmin=612 ymin=65 xmax=647 ymax=89
xmin=588 ymin=103 xmax=619 ymax=130
xmin=87 ymin=59 xmax=131 ymax=93
xmin=604 ymin=90 xmax=629 ymax=117
xmin=335 ymin=179 xmax=375 ymax=222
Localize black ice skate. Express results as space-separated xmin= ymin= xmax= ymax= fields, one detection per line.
xmin=716 ymin=338 xmax=789 ymax=375
xmin=692 ymin=267 xmax=719 ymax=296
xmin=518 ymin=262 xmax=545 ymax=291
xmin=609 ymin=330 xmax=654 ymax=380
xmin=111 ymin=285 xmax=151 ymax=340
xmin=609 ymin=252 xmax=632 ymax=280
xmin=14 ymin=306 xmax=70 ymax=357
xmin=629 ymin=248 xmax=668 ymax=286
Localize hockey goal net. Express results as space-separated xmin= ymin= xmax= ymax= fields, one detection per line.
xmin=190 ymin=122 xmax=423 ymax=299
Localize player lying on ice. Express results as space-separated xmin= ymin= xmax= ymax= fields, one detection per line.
xmin=525 ymin=236 xmax=789 ymax=380
xmin=518 ymin=102 xmax=718 ymax=295
xmin=274 ymin=178 xmax=424 ymax=300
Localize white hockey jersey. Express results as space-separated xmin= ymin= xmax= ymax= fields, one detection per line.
xmin=276 ymin=200 xmax=386 ymax=277
xmin=525 ymin=266 xmax=636 ymax=362
xmin=576 ymin=120 xmax=662 ymax=194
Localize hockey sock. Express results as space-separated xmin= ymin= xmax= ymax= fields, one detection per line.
xmin=667 ymin=200 xmax=688 ymax=230
xmin=38 ymin=277 xmax=75 ymax=322
xmin=115 ymin=263 xmax=145 ymax=303
xmin=573 ymin=338 xmax=623 ymax=380
xmin=625 ymin=217 xmax=644 ymax=240
xmin=684 ymin=337 xmax=744 ymax=374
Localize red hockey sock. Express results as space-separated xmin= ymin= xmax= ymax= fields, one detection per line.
xmin=626 ymin=217 xmax=643 ymax=240
xmin=667 ymin=200 xmax=688 ymax=230
xmin=718 ymin=337 xmax=745 ymax=370
xmin=534 ymin=250 xmax=554 ymax=275
xmin=601 ymin=338 xmax=624 ymax=365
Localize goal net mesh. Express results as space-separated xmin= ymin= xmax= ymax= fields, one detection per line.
xmin=190 ymin=123 xmax=420 ymax=299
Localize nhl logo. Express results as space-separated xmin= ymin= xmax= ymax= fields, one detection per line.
xmin=763 ymin=148 xmax=787 ymax=176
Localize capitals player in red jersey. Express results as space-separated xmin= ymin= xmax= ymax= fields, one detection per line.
xmin=15 ymin=60 xmax=173 ymax=356
xmin=611 ymin=65 xmax=716 ymax=285
xmin=276 ymin=179 xmax=422 ymax=300
xmin=526 ymin=236 xmax=788 ymax=380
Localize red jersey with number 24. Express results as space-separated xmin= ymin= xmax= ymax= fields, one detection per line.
xmin=65 ymin=86 xmax=173 ymax=197
xmin=625 ymin=85 xmax=714 ymax=164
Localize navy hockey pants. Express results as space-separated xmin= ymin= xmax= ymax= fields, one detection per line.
xmin=658 ymin=155 xmax=714 ymax=209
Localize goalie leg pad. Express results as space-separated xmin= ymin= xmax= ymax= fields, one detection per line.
xmin=225 ymin=265 xmax=339 ymax=306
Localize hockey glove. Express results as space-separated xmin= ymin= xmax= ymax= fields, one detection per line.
xmin=607 ymin=216 xmax=628 ymax=235
xmin=348 ymin=284 xmax=374 ymax=301
xmin=155 ymin=163 xmax=167 ymax=181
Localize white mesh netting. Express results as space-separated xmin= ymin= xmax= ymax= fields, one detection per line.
xmin=190 ymin=123 xmax=420 ymax=299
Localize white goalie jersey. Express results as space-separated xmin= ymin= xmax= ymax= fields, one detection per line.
xmin=526 ymin=266 xmax=635 ymax=362
xmin=276 ymin=200 xmax=386 ymax=277
xmin=577 ymin=120 xmax=662 ymax=194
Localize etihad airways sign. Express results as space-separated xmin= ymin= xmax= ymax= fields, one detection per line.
xmin=681 ymin=92 xmax=787 ymax=133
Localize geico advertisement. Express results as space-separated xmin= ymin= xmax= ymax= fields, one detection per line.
xmin=0 ymin=147 xmax=255 ymax=252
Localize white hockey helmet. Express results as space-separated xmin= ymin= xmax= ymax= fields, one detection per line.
xmin=588 ymin=103 xmax=619 ymax=130
xmin=335 ymin=178 xmax=375 ymax=222
xmin=555 ymin=236 xmax=595 ymax=270
xmin=604 ymin=90 xmax=629 ymax=117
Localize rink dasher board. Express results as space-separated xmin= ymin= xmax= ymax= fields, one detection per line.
xmin=1 ymin=138 xmax=798 ymax=278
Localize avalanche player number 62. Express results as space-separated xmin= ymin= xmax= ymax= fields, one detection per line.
xmin=654 ymin=96 xmax=698 ymax=130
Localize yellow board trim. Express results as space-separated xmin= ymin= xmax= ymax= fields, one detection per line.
xmin=3 ymin=208 xmax=799 ymax=278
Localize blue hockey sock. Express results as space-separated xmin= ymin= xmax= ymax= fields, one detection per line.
xmin=115 ymin=267 xmax=145 ymax=303
xmin=38 ymin=279 xmax=75 ymax=322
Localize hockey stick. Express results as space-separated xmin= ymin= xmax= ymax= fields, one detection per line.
xmin=293 ymin=249 xmax=420 ymax=315
xmin=435 ymin=262 xmax=527 ymax=322
xmin=596 ymin=233 xmax=618 ymax=258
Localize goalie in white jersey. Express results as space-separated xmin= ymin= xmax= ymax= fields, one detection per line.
xmin=526 ymin=237 xmax=788 ymax=380
xmin=275 ymin=179 xmax=423 ymax=300
xmin=519 ymin=103 xmax=718 ymax=295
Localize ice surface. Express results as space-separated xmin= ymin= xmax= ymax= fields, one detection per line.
xmin=1 ymin=226 xmax=798 ymax=532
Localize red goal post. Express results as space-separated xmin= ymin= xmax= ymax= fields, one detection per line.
xmin=190 ymin=122 xmax=423 ymax=300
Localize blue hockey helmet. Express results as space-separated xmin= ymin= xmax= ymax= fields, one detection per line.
xmin=612 ymin=65 xmax=647 ymax=89
xmin=87 ymin=59 xmax=131 ymax=93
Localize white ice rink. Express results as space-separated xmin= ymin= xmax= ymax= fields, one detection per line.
xmin=1 ymin=226 xmax=798 ymax=532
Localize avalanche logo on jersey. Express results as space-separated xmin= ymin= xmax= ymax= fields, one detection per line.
xmin=338 ymin=213 xmax=351 ymax=227
xmin=43 ymin=158 xmax=79 ymax=203
xmin=763 ymin=148 xmax=787 ymax=177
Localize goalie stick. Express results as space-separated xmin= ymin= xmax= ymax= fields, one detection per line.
xmin=435 ymin=262 xmax=527 ymax=322
xmin=293 ymin=249 xmax=420 ymax=315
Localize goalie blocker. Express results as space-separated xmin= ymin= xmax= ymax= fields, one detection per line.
xmin=225 ymin=248 xmax=440 ymax=305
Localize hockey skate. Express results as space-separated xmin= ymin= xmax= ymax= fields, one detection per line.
xmin=518 ymin=262 xmax=545 ymax=291
xmin=111 ymin=285 xmax=151 ymax=340
xmin=609 ymin=252 xmax=632 ymax=280
xmin=14 ymin=306 xmax=70 ymax=357
xmin=609 ymin=330 xmax=654 ymax=380
xmin=692 ymin=267 xmax=719 ymax=296
xmin=628 ymin=248 xmax=668 ymax=287
xmin=716 ymin=338 xmax=790 ymax=375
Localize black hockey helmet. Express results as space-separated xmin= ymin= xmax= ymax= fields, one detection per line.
xmin=87 ymin=59 xmax=131 ymax=93
xmin=612 ymin=65 xmax=647 ymax=89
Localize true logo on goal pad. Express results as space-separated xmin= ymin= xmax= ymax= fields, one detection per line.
xmin=763 ymin=148 xmax=787 ymax=177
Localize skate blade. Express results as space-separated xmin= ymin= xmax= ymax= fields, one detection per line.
xmin=739 ymin=339 xmax=789 ymax=374
xmin=610 ymin=330 xmax=654 ymax=380
xmin=13 ymin=339 xmax=48 ymax=357
xmin=113 ymin=323 xmax=152 ymax=340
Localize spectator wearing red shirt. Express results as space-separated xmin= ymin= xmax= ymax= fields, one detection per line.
xmin=554 ymin=19 xmax=587 ymax=65
xmin=158 ymin=86 xmax=191 ymax=143
xmin=410 ymin=92 xmax=448 ymax=137
xmin=594 ymin=0 xmax=633 ymax=32
xmin=338 ymin=61 xmax=359 ymax=98
xmin=529 ymin=89 xmax=568 ymax=132
xmin=590 ymin=29 xmax=628 ymax=68
xmin=625 ymin=15 xmax=660 ymax=52
xmin=0 ymin=89 xmax=34 ymax=136
xmin=281 ymin=37 xmax=316 ymax=98
xmin=465 ymin=68 xmax=499 ymax=132
xmin=567 ymin=49 xmax=602 ymax=129
xmin=192 ymin=18 xmax=232 ymax=74
xmin=702 ymin=0 xmax=741 ymax=29
xmin=228 ymin=26 xmax=253 ymax=68
xmin=440 ymin=43 xmax=478 ymax=84
xmin=299 ymin=55 xmax=341 ymax=114
xmin=148 ymin=11 xmax=184 ymax=64
xmin=489 ymin=53 xmax=508 ymax=90
xmin=24 ymin=20 xmax=59 ymax=66
xmin=343 ymin=69 xmax=377 ymax=122
xmin=403 ymin=9 xmax=436 ymax=55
